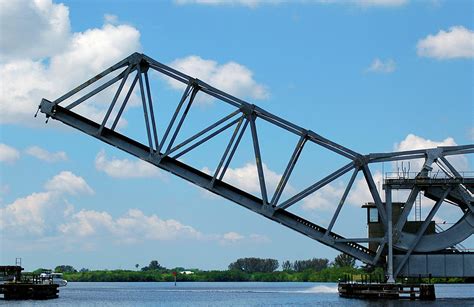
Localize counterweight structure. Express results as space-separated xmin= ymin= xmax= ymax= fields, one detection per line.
xmin=38 ymin=53 xmax=474 ymax=280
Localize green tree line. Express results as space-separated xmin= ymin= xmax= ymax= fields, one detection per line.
xmin=33 ymin=254 xmax=471 ymax=283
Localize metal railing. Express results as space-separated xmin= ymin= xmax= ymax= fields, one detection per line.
xmin=385 ymin=171 xmax=474 ymax=180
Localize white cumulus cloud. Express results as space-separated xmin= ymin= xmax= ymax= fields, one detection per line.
xmin=0 ymin=0 xmax=70 ymax=61
xmin=25 ymin=145 xmax=67 ymax=162
xmin=221 ymin=231 xmax=244 ymax=243
xmin=104 ymin=14 xmax=119 ymax=24
xmin=168 ymin=56 xmax=269 ymax=102
xmin=218 ymin=231 xmax=271 ymax=245
xmin=0 ymin=0 xmax=141 ymax=126
xmin=202 ymin=162 xmax=295 ymax=200
xmin=366 ymin=58 xmax=396 ymax=73
xmin=417 ymin=26 xmax=474 ymax=59
xmin=44 ymin=171 xmax=94 ymax=195
xmin=394 ymin=134 xmax=468 ymax=172
xmin=59 ymin=208 xmax=271 ymax=246
xmin=302 ymin=181 xmax=345 ymax=211
xmin=302 ymin=171 xmax=383 ymax=211
xmin=114 ymin=209 xmax=203 ymax=241
xmin=0 ymin=171 xmax=93 ymax=236
xmin=95 ymin=150 xmax=164 ymax=179
xmin=0 ymin=192 xmax=53 ymax=236
xmin=0 ymin=170 xmax=270 ymax=248
xmin=215 ymin=162 xmax=286 ymax=195
xmin=0 ymin=143 xmax=20 ymax=163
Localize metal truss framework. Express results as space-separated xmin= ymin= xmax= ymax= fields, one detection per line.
xmin=38 ymin=53 xmax=474 ymax=278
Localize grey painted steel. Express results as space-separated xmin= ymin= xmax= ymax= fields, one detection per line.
xmin=111 ymin=73 xmax=139 ymax=131
xmin=363 ymin=165 xmax=388 ymax=227
xmin=395 ymin=212 xmax=474 ymax=252
xmin=165 ymin=86 xmax=198 ymax=154
xmin=137 ymin=64 xmax=154 ymax=153
xmin=167 ymin=110 xmax=241 ymax=157
xmin=98 ymin=64 xmax=132 ymax=135
xmin=172 ymin=116 xmax=242 ymax=160
xmin=334 ymin=238 xmax=385 ymax=243
xmin=271 ymin=135 xmax=307 ymax=207
xmin=158 ymin=82 xmax=192 ymax=153
xmin=249 ymin=115 xmax=268 ymax=205
xmin=144 ymin=71 xmax=159 ymax=151
xmin=394 ymin=188 xmax=452 ymax=277
xmin=38 ymin=52 xmax=473 ymax=272
xmin=386 ymin=187 xmax=395 ymax=283
xmin=218 ymin=119 xmax=249 ymax=181
xmin=211 ymin=116 xmax=245 ymax=187
xmin=393 ymin=187 xmax=421 ymax=235
xmin=277 ymin=162 xmax=355 ymax=210
xmin=37 ymin=103 xmax=377 ymax=264
xmin=66 ymin=68 xmax=131 ymax=110
xmin=373 ymin=242 xmax=387 ymax=265
xmin=325 ymin=167 xmax=359 ymax=235
xmin=53 ymin=56 xmax=131 ymax=105
xmin=394 ymin=253 xmax=474 ymax=277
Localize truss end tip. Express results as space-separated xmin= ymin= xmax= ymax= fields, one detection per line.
xmin=34 ymin=105 xmax=40 ymax=118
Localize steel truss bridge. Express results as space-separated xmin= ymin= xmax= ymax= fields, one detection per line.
xmin=38 ymin=53 xmax=474 ymax=281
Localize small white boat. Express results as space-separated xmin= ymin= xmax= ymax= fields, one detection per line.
xmin=39 ymin=272 xmax=68 ymax=287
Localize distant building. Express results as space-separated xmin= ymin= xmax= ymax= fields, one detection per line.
xmin=180 ymin=271 xmax=194 ymax=275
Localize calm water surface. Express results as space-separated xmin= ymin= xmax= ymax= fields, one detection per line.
xmin=1 ymin=282 xmax=473 ymax=306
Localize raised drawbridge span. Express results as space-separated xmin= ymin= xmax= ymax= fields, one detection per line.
xmin=38 ymin=53 xmax=473 ymax=280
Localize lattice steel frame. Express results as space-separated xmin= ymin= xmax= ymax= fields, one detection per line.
xmin=38 ymin=53 xmax=474 ymax=280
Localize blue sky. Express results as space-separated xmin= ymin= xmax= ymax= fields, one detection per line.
xmin=0 ymin=0 xmax=473 ymax=271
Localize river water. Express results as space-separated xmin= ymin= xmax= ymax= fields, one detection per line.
xmin=1 ymin=282 xmax=473 ymax=306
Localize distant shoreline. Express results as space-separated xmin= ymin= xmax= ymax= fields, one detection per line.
xmin=51 ymin=268 xmax=471 ymax=284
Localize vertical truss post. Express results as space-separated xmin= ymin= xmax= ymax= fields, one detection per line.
xmin=137 ymin=64 xmax=154 ymax=154
xmin=249 ymin=114 xmax=268 ymax=205
xmin=144 ymin=71 xmax=159 ymax=151
xmin=386 ymin=186 xmax=395 ymax=283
